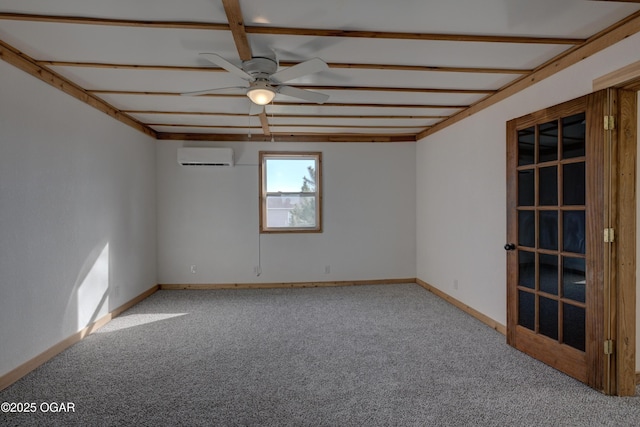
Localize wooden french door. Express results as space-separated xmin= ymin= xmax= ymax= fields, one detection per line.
xmin=506 ymin=91 xmax=608 ymax=391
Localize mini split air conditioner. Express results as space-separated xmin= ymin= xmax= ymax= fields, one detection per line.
xmin=177 ymin=147 xmax=234 ymax=167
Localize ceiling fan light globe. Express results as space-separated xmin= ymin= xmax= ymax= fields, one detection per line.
xmin=247 ymin=87 xmax=275 ymax=105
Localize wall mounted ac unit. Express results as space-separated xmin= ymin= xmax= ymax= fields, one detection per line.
xmin=177 ymin=147 xmax=234 ymax=167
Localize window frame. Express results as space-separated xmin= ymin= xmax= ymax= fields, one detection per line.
xmin=259 ymin=151 xmax=323 ymax=234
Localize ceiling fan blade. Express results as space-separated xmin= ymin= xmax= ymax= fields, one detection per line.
xmin=180 ymin=86 xmax=247 ymax=96
xmin=277 ymin=85 xmax=329 ymax=104
xmin=199 ymin=53 xmax=254 ymax=81
xmin=270 ymin=58 xmax=328 ymax=84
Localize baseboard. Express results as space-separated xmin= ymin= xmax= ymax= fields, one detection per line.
xmin=0 ymin=285 xmax=158 ymax=392
xmin=159 ymin=277 xmax=416 ymax=290
xmin=415 ymin=278 xmax=507 ymax=335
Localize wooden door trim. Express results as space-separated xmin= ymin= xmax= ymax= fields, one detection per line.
xmin=593 ymin=60 xmax=640 ymax=91
xmin=612 ymin=89 xmax=637 ymax=395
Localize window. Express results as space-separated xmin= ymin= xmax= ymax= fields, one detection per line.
xmin=259 ymin=151 xmax=322 ymax=233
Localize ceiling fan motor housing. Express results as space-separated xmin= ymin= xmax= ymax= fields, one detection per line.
xmin=242 ymin=57 xmax=278 ymax=80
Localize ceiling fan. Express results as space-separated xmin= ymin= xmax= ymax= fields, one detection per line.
xmin=181 ymin=53 xmax=330 ymax=108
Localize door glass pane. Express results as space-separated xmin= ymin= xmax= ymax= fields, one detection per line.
xmin=538 ymin=120 xmax=558 ymax=162
xmin=518 ymin=211 xmax=535 ymax=248
xmin=563 ymin=304 xmax=586 ymax=351
xmin=539 ymin=254 xmax=558 ymax=295
xmin=539 ymin=211 xmax=558 ymax=251
xmin=562 ymin=113 xmax=586 ymax=159
xmin=539 ymin=296 xmax=558 ymax=340
xmin=563 ymin=162 xmax=585 ymax=206
xmin=518 ymin=127 xmax=535 ymax=166
xmin=539 ymin=166 xmax=558 ymax=206
xmin=519 ymin=251 xmax=535 ymax=289
xmin=563 ymin=211 xmax=585 ymax=254
xmin=518 ymin=170 xmax=535 ymax=207
xmin=562 ymin=257 xmax=586 ymax=303
xmin=518 ymin=290 xmax=535 ymax=330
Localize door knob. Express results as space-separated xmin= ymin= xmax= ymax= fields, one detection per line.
xmin=504 ymin=243 xmax=516 ymax=251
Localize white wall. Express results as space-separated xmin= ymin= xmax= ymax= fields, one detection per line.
xmin=157 ymin=141 xmax=416 ymax=284
xmin=0 ymin=60 xmax=157 ymax=377
xmin=416 ymin=32 xmax=640 ymax=327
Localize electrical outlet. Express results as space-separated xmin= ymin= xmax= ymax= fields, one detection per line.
xmin=190 ymin=265 xmax=197 ymax=274
xmin=453 ymin=279 xmax=459 ymax=290
xmin=325 ymin=265 xmax=331 ymax=274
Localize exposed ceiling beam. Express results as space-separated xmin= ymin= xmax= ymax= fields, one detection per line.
xmin=418 ymin=10 xmax=640 ymax=139
xmin=151 ymin=124 xmax=262 ymax=129
xmin=69 ymin=82 xmax=495 ymax=96
xmin=0 ymin=12 xmax=230 ymax=30
xmin=245 ymin=26 xmax=584 ymax=45
xmin=40 ymin=60 xmax=529 ymax=75
xmin=88 ymin=91 xmax=469 ymax=109
xmin=221 ymin=0 xmax=252 ymax=61
xmin=123 ymin=110 xmax=449 ymax=119
xmin=0 ymin=12 xmax=583 ymax=45
xmin=0 ymin=39 xmax=156 ymax=139
xmin=149 ymin=123 xmax=426 ymax=129
xmin=156 ymin=133 xmax=417 ymax=142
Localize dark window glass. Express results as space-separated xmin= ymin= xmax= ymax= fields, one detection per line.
xmin=563 ymin=162 xmax=585 ymax=206
xmin=562 ymin=257 xmax=586 ymax=303
xmin=539 ymin=211 xmax=558 ymax=251
xmin=518 ymin=127 xmax=535 ymax=166
xmin=518 ymin=211 xmax=535 ymax=248
xmin=519 ymin=251 xmax=535 ymax=289
xmin=562 ymin=113 xmax=586 ymax=159
xmin=563 ymin=304 xmax=586 ymax=351
xmin=538 ymin=121 xmax=558 ymax=162
xmin=563 ymin=211 xmax=585 ymax=254
xmin=518 ymin=170 xmax=535 ymax=207
xmin=539 ymin=254 xmax=558 ymax=295
xmin=539 ymin=296 xmax=558 ymax=340
xmin=539 ymin=166 xmax=558 ymax=206
xmin=518 ymin=290 xmax=535 ymax=331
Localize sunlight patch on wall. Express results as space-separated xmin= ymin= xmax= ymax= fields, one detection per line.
xmin=77 ymin=243 xmax=110 ymax=329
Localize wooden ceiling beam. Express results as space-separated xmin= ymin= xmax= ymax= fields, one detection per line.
xmin=151 ymin=124 xmax=261 ymax=129
xmin=156 ymin=133 xmax=417 ymax=142
xmin=244 ymin=26 xmax=584 ymax=45
xmin=89 ymin=91 xmax=469 ymax=109
xmin=149 ymin=123 xmax=426 ymax=129
xmin=221 ymin=0 xmax=252 ymax=61
xmin=0 ymin=39 xmax=156 ymax=139
xmin=81 ymin=83 xmax=494 ymax=96
xmin=0 ymin=13 xmax=583 ymax=45
xmin=0 ymin=12 xmax=230 ymax=30
xmin=123 ymin=110 xmax=448 ymax=119
xmin=40 ymin=60 xmax=529 ymax=75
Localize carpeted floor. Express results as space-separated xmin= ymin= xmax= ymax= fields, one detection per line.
xmin=1 ymin=283 xmax=639 ymax=426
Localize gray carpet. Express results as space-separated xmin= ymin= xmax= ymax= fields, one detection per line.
xmin=1 ymin=284 xmax=639 ymax=426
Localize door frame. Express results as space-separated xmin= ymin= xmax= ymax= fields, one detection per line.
xmin=608 ymin=87 xmax=637 ymax=395
xmin=596 ymin=64 xmax=639 ymax=395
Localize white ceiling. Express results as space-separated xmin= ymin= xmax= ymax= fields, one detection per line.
xmin=0 ymin=0 xmax=639 ymax=142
